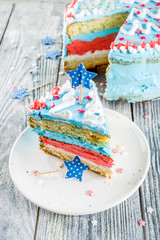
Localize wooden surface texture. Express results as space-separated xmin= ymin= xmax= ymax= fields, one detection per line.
xmin=0 ymin=2 xmax=159 ymax=240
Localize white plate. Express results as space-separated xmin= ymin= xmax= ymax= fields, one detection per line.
xmin=9 ymin=109 xmax=150 ymax=215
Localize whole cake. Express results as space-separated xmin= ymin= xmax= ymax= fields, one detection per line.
xmin=28 ymin=65 xmax=114 ymax=177
xmin=63 ymin=0 xmax=160 ymax=102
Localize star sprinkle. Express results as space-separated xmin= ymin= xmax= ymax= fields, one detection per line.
xmin=12 ymin=88 xmax=30 ymax=100
xmin=64 ymin=156 xmax=89 ymax=182
xmin=91 ymin=220 xmax=98 ymax=226
xmin=144 ymin=114 xmax=150 ymax=119
xmin=42 ymin=36 xmax=55 ymax=45
xmin=45 ymin=50 xmax=61 ymax=59
xmin=116 ymin=168 xmax=124 ymax=173
xmin=138 ymin=219 xmax=146 ymax=227
xmin=66 ymin=63 xmax=97 ymax=89
xmin=147 ymin=207 xmax=153 ymax=214
xmin=87 ymin=190 xmax=94 ymax=196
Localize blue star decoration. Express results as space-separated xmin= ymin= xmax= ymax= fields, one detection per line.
xmin=66 ymin=63 xmax=97 ymax=89
xmin=64 ymin=156 xmax=89 ymax=182
xmin=12 ymin=88 xmax=30 ymax=100
xmin=45 ymin=50 xmax=61 ymax=59
xmin=42 ymin=36 xmax=55 ymax=45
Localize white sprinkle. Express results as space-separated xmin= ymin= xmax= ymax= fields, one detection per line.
xmin=147 ymin=207 xmax=153 ymax=214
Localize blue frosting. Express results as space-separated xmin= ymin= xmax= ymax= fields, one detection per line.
xmin=29 ymin=81 xmax=110 ymax=136
xmin=33 ymin=127 xmax=112 ymax=158
xmin=106 ymin=61 xmax=160 ymax=102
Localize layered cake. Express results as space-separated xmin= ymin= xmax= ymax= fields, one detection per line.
xmin=63 ymin=0 xmax=160 ymax=102
xmin=28 ymin=65 xmax=114 ymax=177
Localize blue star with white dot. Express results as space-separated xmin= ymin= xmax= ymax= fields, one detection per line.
xmin=64 ymin=156 xmax=89 ymax=182
xmin=42 ymin=37 xmax=55 ymax=45
xmin=12 ymin=88 xmax=30 ymax=100
xmin=66 ymin=63 xmax=97 ymax=89
xmin=45 ymin=50 xmax=61 ymax=59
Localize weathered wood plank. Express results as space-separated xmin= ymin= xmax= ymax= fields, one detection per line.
xmin=0 ymin=3 xmax=14 ymax=43
xmin=0 ymin=2 xmax=65 ymax=239
xmin=132 ymin=101 xmax=160 ymax=240
xmin=35 ymin=61 xmax=144 ymax=240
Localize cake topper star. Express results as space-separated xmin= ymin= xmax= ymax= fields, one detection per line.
xmin=64 ymin=156 xmax=89 ymax=182
xmin=66 ymin=63 xmax=97 ymax=103
xmin=138 ymin=219 xmax=146 ymax=227
xmin=45 ymin=50 xmax=61 ymax=59
xmin=42 ymin=36 xmax=55 ymax=45
xmin=12 ymin=88 xmax=30 ymax=100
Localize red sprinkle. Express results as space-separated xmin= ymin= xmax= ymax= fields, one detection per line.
xmin=136 ymin=10 xmax=141 ymax=14
xmin=54 ymin=96 xmax=59 ymax=100
xmin=140 ymin=41 xmax=146 ymax=48
xmin=149 ymin=40 xmax=155 ymax=48
xmin=148 ymin=7 xmax=152 ymax=9
xmin=137 ymin=29 xmax=142 ymax=34
xmin=30 ymin=99 xmax=46 ymax=110
xmin=51 ymin=103 xmax=55 ymax=108
xmin=51 ymin=86 xmax=60 ymax=96
xmin=156 ymin=34 xmax=160 ymax=37
xmin=141 ymin=4 xmax=145 ymax=7
xmin=76 ymin=95 xmax=79 ymax=101
xmin=156 ymin=2 xmax=160 ymax=6
xmin=156 ymin=19 xmax=160 ymax=21
xmin=144 ymin=19 xmax=148 ymax=22
xmin=119 ymin=37 xmax=125 ymax=41
xmin=126 ymin=6 xmax=130 ymax=8
xmin=116 ymin=168 xmax=124 ymax=174
xmin=110 ymin=42 xmax=115 ymax=49
xmin=78 ymin=109 xmax=85 ymax=113
xmin=33 ymin=170 xmax=39 ymax=176
xmin=87 ymin=190 xmax=94 ymax=196
xmin=157 ymin=24 xmax=160 ymax=27
xmin=141 ymin=36 xmax=146 ymax=39
xmin=132 ymin=43 xmax=138 ymax=49
xmin=85 ymin=96 xmax=92 ymax=100
xmin=124 ymin=21 xmax=128 ymax=24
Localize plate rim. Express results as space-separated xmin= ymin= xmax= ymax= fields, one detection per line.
xmin=9 ymin=108 xmax=150 ymax=215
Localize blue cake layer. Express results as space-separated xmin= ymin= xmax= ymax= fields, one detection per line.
xmin=34 ymin=127 xmax=112 ymax=158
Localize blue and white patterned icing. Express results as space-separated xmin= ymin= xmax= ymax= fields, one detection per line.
xmin=33 ymin=127 xmax=112 ymax=157
xmin=28 ymin=80 xmax=110 ymax=136
xmin=63 ymin=0 xmax=160 ymax=61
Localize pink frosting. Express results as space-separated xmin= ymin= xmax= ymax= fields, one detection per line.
xmin=41 ymin=137 xmax=114 ymax=168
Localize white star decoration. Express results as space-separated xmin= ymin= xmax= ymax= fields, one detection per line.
xmin=147 ymin=207 xmax=153 ymax=214
xmin=91 ymin=220 xmax=98 ymax=226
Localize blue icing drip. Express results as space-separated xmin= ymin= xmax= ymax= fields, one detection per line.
xmin=34 ymin=127 xmax=112 ymax=158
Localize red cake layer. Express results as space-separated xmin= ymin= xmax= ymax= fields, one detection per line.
xmin=66 ymin=33 xmax=118 ymax=56
xmin=41 ymin=137 xmax=114 ymax=168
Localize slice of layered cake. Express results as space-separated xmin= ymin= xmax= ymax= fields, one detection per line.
xmin=28 ymin=64 xmax=114 ymax=177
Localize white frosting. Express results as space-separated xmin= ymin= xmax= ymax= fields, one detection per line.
xmin=93 ymin=8 xmax=104 ymax=16
xmin=39 ymin=96 xmax=46 ymax=103
xmin=113 ymin=46 xmax=119 ymax=52
xmin=76 ymin=9 xmax=91 ymax=18
xmin=28 ymin=108 xmax=33 ymax=114
xmin=120 ymin=0 xmax=159 ymax=4
xmin=83 ymin=90 xmax=105 ymax=126
xmin=146 ymin=43 xmax=152 ymax=51
xmin=62 ymin=88 xmax=75 ymax=101
xmin=121 ymin=19 xmax=160 ymax=36
xmin=128 ymin=7 xmax=160 ymax=21
xmin=128 ymin=46 xmax=137 ymax=54
xmin=49 ymin=110 xmax=72 ymax=120
xmin=98 ymin=125 xmax=105 ymax=130
xmin=155 ymin=43 xmax=160 ymax=51
xmin=137 ymin=45 xmax=145 ymax=53
xmin=64 ymin=50 xmax=110 ymax=62
xmin=61 ymin=80 xmax=72 ymax=92
xmin=120 ymin=46 xmax=127 ymax=53
xmin=45 ymin=92 xmax=53 ymax=100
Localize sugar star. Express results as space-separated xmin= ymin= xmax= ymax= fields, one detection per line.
xmin=91 ymin=220 xmax=98 ymax=226
xmin=147 ymin=207 xmax=153 ymax=214
xmin=138 ymin=219 xmax=146 ymax=227
xmin=12 ymin=88 xmax=30 ymax=100
xmin=66 ymin=63 xmax=97 ymax=89
xmin=42 ymin=36 xmax=55 ymax=45
xmin=64 ymin=156 xmax=89 ymax=182
xmin=45 ymin=50 xmax=61 ymax=59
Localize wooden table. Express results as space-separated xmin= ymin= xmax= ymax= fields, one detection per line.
xmin=0 ymin=2 xmax=159 ymax=239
